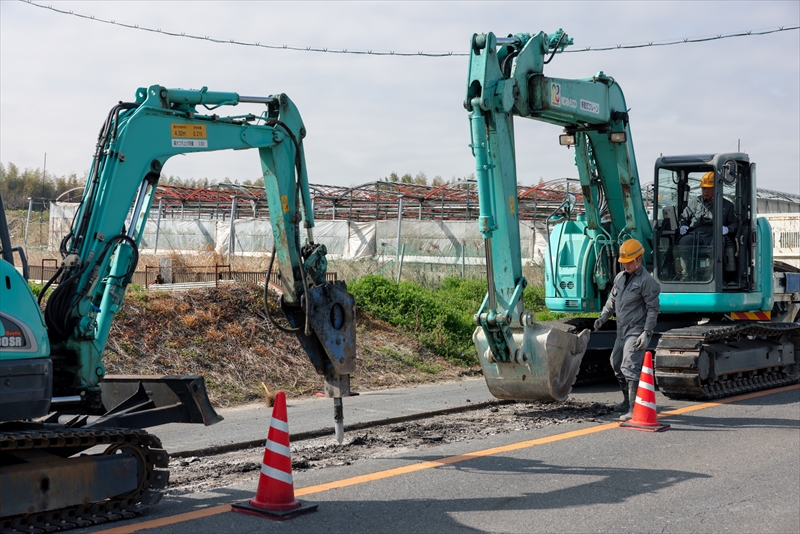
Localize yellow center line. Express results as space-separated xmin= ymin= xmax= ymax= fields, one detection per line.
xmin=96 ymin=384 xmax=799 ymax=533
xmin=658 ymin=384 xmax=799 ymax=416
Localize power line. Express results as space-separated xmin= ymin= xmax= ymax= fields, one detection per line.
xmin=21 ymin=0 xmax=800 ymax=57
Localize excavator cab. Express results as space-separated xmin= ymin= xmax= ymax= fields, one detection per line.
xmin=653 ymin=153 xmax=754 ymax=292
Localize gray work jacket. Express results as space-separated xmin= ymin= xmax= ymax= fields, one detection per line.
xmin=679 ymin=195 xmax=739 ymax=236
xmin=599 ymin=265 xmax=661 ymax=339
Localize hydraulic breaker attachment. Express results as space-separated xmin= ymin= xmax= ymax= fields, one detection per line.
xmin=306 ymin=280 xmax=355 ymax=444
xmin=473 ymin=316 xmax=590 ymax=401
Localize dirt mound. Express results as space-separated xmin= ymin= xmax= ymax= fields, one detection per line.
xmin=104 ymin=283 xmax=478 ymax=407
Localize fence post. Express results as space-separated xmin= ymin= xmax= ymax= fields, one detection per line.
xmin=24 ymin=198 xmax=33 ymax=247
xmin=462 ymin=240 xmax=466 ymax=278
xmin=396 ymin=243 xmax=405 ymax=283
xmin=153 ymin=198 xmax=164 ymax=254
xmin=395 ymin=197 xmax=403 ymax=279
xmin=228 ymin=196 xmax=237 ymax=257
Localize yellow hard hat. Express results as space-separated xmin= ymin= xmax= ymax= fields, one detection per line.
xmin=700 ymin=171 xmax=715 ymax=188
xmin=618 ymin=239 xmax=644 ymax=263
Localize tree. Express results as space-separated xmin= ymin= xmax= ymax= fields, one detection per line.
xmin=432 ymin=175 xmax=445 ymax=187
xmin=0 ymin=162 xmax=84 ymax=209
xmin=413 ymin=171 xmax=427 ymax=185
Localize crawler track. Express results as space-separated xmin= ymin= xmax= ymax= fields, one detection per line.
xmin=0 ymin=427 xmax=168 ymax=534
xmin=654 ymin=322 xmax=800 ymax=400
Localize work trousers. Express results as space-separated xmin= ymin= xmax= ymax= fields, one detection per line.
xmin=610 ymin=334 xmax=645 ymax=383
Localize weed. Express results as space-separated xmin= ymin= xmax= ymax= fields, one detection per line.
xmin=28 ymin=280 xmax=52 ymax=299
xmin=380 ymin=347 xmax=444 ymax=374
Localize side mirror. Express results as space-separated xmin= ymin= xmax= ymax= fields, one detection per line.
xmin=722 ymin=160 xmax=737 ymax=185
xmin=566 ymin=192 xmax=577 ymax=213
xmin=548 ymin=192 xmax=578 ymax=222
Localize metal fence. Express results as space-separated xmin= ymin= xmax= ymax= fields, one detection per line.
xmin=27 ymin=262 xmax=336 ymax=289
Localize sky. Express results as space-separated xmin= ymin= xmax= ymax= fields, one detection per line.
xmin=1 ymin=1 xmax=798 ymax=195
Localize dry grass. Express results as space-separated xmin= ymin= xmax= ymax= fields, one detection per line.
xmin=103 ymin=282 xmax=477 ymax=407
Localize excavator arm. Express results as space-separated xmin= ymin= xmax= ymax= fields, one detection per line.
xmin=41 ymin=85 xmax=354 ymax=435
xmin=465 ymin=31 xmax=600 ymax=402
xmin=467 ymin=31 xmax=652 ymax=319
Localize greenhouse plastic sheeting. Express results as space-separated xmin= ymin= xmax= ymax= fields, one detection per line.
xmin=139 ymin=219 xmax=217 ymax=253
xmin=49 ymin=202 xmax=78 ymax=249
xmin=373 ymin=220 xmax=549 ymax=264
xmin=347 ymin=221 xmax=376 ymax=259
xmin=312 ymin=221 xmax=350 ymax=257
xmin=216 ymin=220 xmax=273 ymax=256
xmin=49 ymin=202 xmax=549 ymax=263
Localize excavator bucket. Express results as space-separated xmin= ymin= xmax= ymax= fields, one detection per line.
xmin=473 ymin=323 xmax=590 ymax=402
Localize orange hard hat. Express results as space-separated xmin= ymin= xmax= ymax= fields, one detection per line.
xmin=618 ymin=239 xmax=644 ymax=264
xmin=700 ymin=171 xmax=715 ymax=188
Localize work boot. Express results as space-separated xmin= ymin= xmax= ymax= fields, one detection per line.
xmin=619 ymin=380 xmax=639 ymax=422
xmin=613 ymin=378 xmax=629 ymax=412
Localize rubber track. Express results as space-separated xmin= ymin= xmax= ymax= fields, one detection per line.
xmin=654 ymin=322 xmax=800 ymax=400
xmin=0 ymin=427 xmax=168 ymax=534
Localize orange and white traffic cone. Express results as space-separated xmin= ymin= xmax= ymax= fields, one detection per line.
xmin=620 ymin=351 xmax=671 ymax=432
xmin=231 ymin=391 xmax=318 ymax=520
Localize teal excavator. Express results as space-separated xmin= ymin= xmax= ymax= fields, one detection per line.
xmin=465 ymin=30 xmax=799 ymax=402
xmin=0 ymin=86 xmax=355 ymax=531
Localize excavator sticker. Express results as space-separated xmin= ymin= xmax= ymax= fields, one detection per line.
xmin=580 ymin=99 xmax=600 ymax=115
xmin=171 ymin=123 xmax=208 ymax=148
xmin=551 ymin=82 xmax=561 ymax=107
xmin=0 ymin=313 xmax=34 ymax=351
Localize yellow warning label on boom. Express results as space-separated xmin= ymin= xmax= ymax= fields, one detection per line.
xmin=171 ymin=123 xmax=207 ymax=139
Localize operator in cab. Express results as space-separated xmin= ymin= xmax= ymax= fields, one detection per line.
xmin=593 ymin=239 xmax=661 ymax=422
xmin=676 ymin=171 xmax=738 ymax=280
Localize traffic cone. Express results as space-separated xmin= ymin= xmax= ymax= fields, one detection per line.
xmin=231 ymin=391 xmax=318 ymax=519
xmin=620 ymin=351 xmax=671 ymax=432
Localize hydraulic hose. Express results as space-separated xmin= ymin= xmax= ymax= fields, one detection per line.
xmin=263 ymin=245 xmax=300 ymax=334
xmin=44 ymin=234 xmax=139 ymax=342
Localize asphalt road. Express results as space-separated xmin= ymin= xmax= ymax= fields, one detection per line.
xmin=72 ymin=380 xmax=799 ymax=534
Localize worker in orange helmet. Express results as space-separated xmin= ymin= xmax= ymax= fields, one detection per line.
xmin=677 ymin=171 xmax=739 ymax=279
xmin=593 ymin=239 xmax=661 ymax=422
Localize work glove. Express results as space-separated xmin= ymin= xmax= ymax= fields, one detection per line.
xmin=680 ymin=225 xmax=688 ymax=235
xmin=635 ymin=330 xmax=651 ymax=351
xmin=722 ymin=226 xmax=729 ymax=235
xmin=594 ymin=317 xmax=606 ymax=332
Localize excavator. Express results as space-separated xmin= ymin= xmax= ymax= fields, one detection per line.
xmin=465 ymin=30 xmax=800 ymax=402
xmin=0 ymin=86 xmax=355 ymax=531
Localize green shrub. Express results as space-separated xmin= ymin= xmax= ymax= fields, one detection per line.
xmin=28 ymin=280 xmax=56 ymax=299
xmin=349 ymin=274 xmax=595 ymax=365
xmin=349 ymin=275 xmax=478 ymax=365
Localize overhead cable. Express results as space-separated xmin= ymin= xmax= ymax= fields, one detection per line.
xmin=22 ymin=0 xmax=800 ymax=57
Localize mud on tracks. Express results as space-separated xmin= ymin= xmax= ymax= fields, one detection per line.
xmin=165 ymin=399 xmax=613 ymax=495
